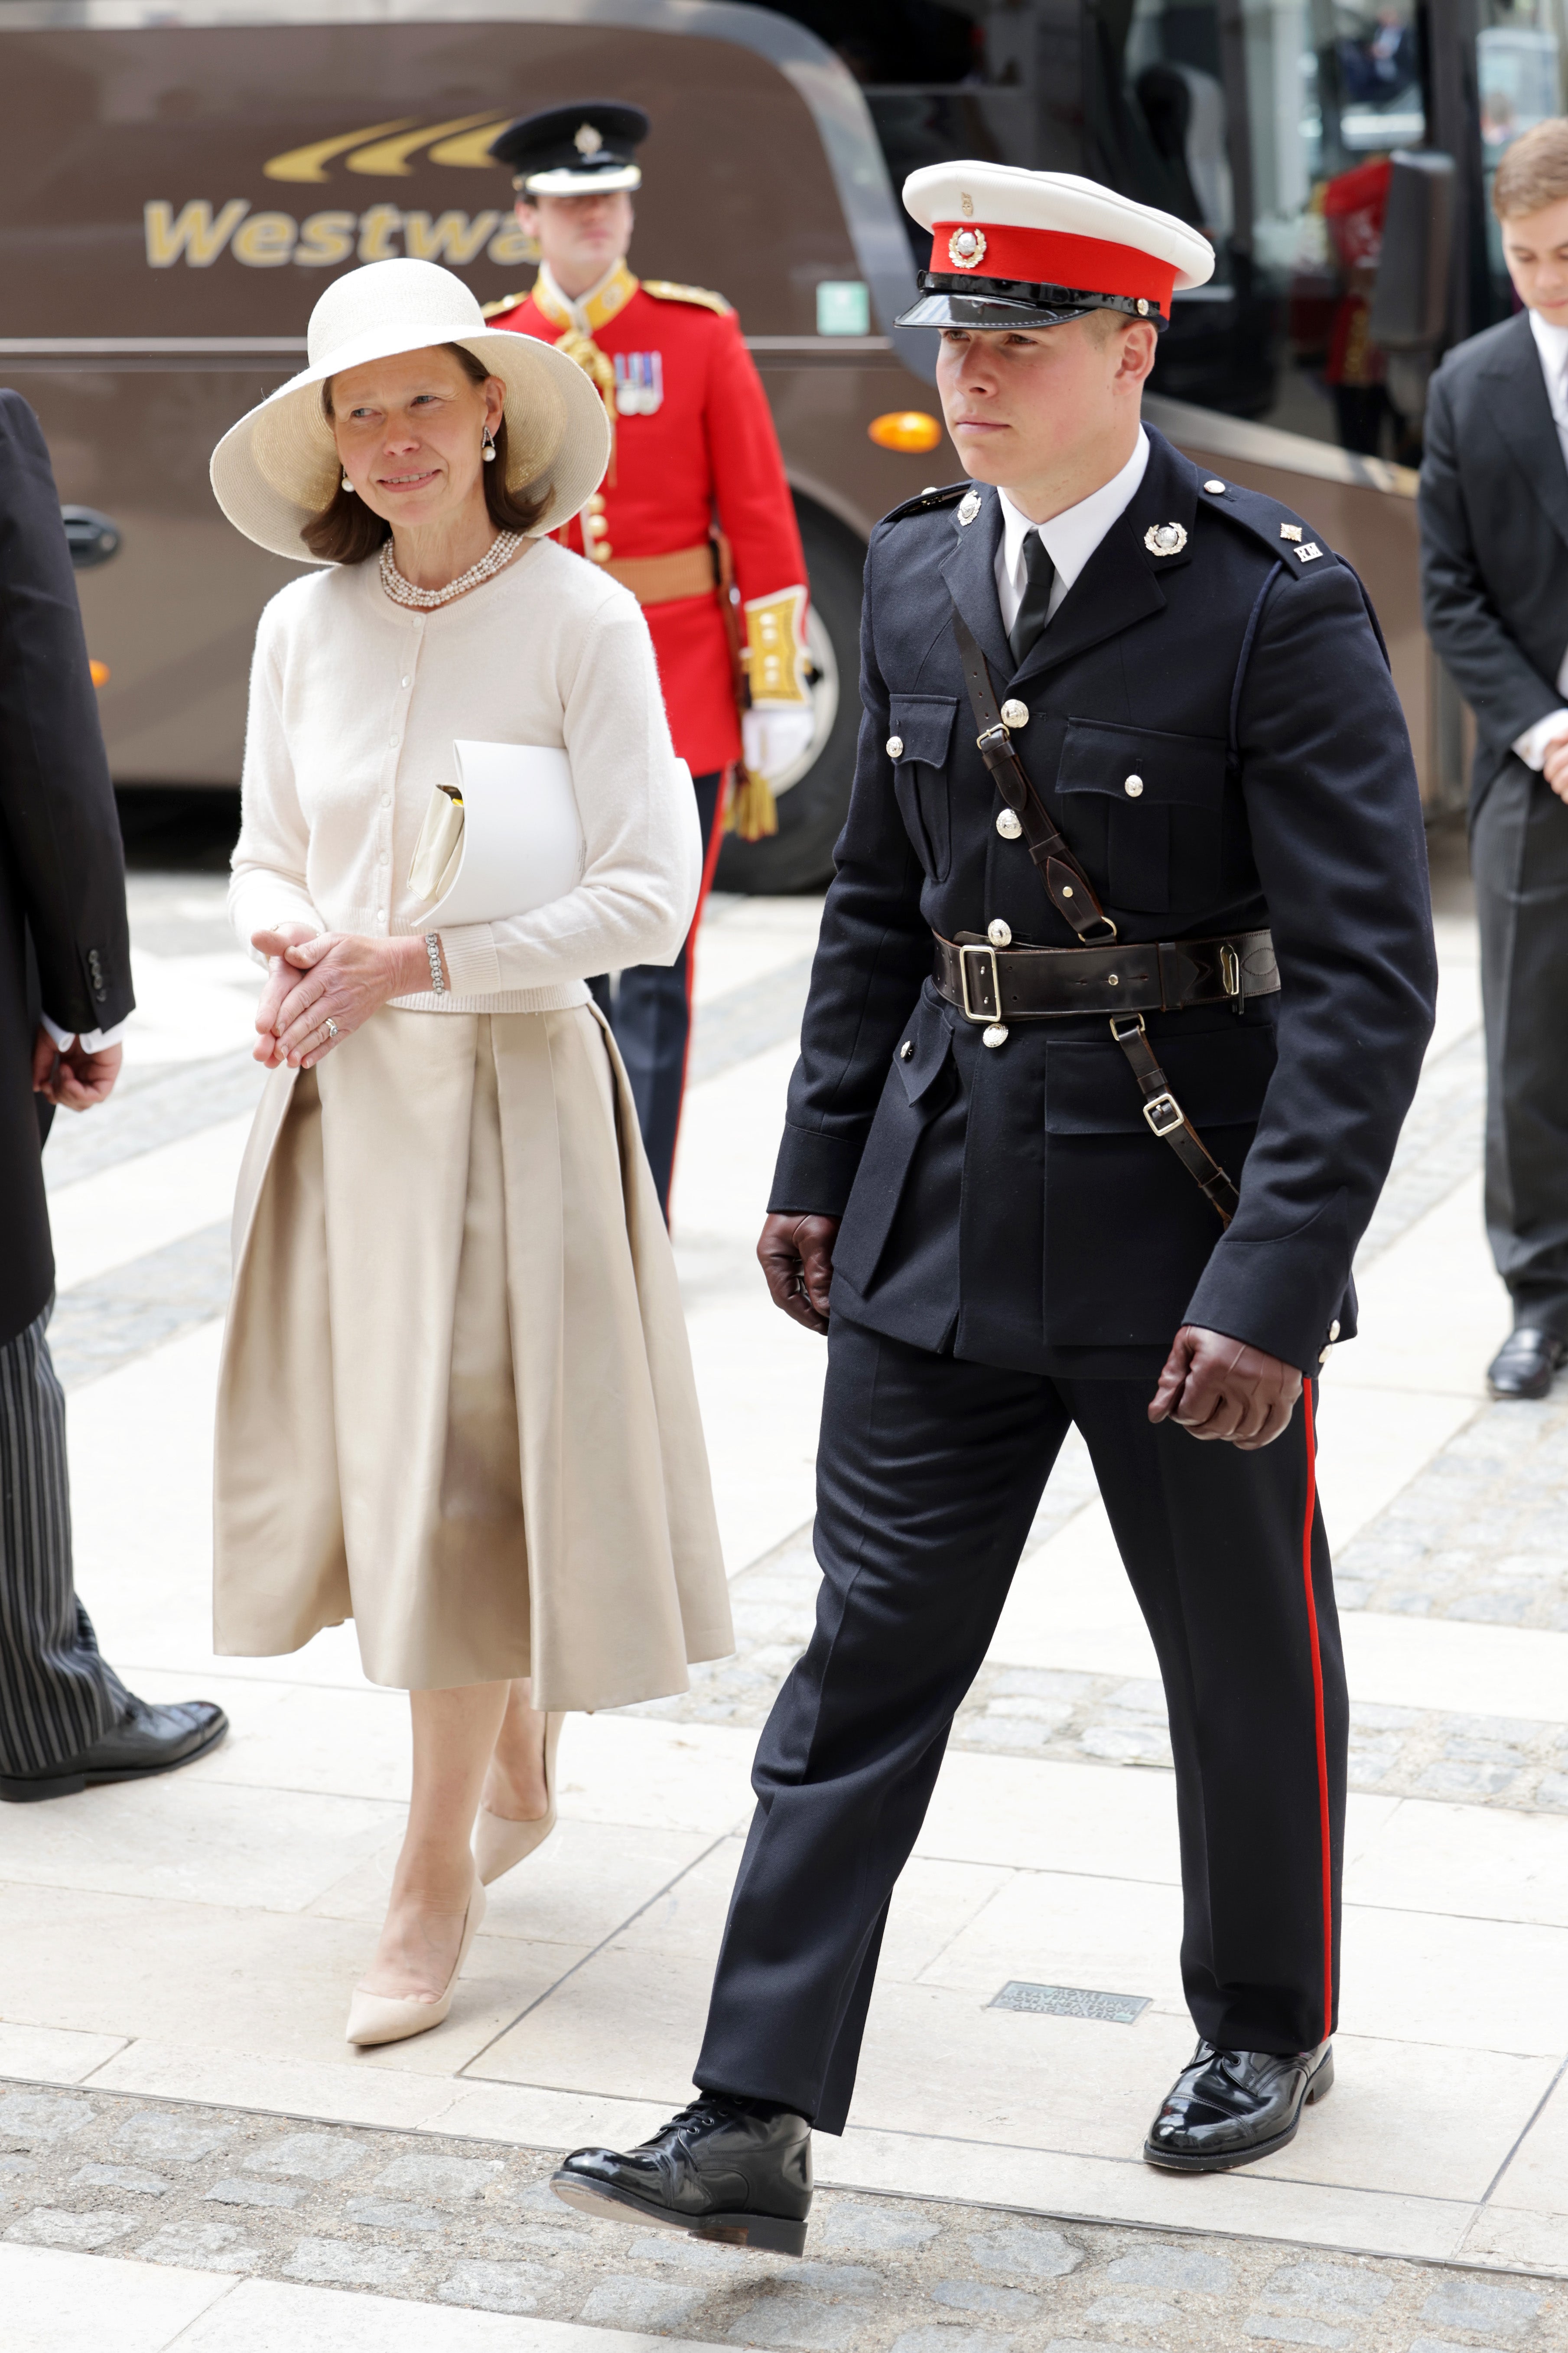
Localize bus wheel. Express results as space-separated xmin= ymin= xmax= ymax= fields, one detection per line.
xmin=715 ymin=498 xmax=864 ymax=896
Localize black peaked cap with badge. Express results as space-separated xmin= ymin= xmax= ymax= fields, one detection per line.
xmin=488 ymin=101 xmax=650 ymax=194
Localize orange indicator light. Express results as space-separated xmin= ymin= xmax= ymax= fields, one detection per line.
xmin=869 ymin=411 xmax=943 ymax=454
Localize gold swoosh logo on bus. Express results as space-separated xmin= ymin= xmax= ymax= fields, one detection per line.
xmin=425 ymin=119 xmax=512 ymax=168
xmin=345 ymin=114 xmax=507 ymax=176
xmin=263 ymin=119 xmax=417 ymax=183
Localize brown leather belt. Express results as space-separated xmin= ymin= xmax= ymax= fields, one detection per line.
xmin=603 ymin=545 xmax=716 ymax=605
xmin=932 ymin=928 xmax=1279 ymax=1023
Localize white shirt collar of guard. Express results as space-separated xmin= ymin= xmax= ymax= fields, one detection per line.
xmin=994 ymin=427 xmax=1151 ymax=631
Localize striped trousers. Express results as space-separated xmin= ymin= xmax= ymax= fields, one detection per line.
xmin=0 ymin=1304 xmax=128 ymax=1773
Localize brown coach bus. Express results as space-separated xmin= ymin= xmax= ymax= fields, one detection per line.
xmin=0 ymin=0 xmax=1489 ymax=888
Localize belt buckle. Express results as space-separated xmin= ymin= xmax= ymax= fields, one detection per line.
xmin=1142 ymin=1090 xmax=1184 ymax=1138
xmin=959 ymin=941 xmax=1002 ymax=1023
xmin=1219 ymin=942 xmax=1243 ymax=1012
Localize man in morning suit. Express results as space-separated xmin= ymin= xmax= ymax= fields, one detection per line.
xmin=1421 ymin=116 xmax=1568 ymax=1399
xmin=483 ymin=101 xmax=813 ymax=1216
xmin=0 ymin=391 xmax=226 ymax=1800
xmin=549 ymin=166 xmax=1436 ymax=2248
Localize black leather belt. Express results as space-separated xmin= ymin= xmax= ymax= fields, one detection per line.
xmin=932 ymin=928 xmax=1279 ymax=1023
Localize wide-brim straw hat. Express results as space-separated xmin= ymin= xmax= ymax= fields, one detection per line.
xmin=210 ymin=257 xmax=610 ymax=562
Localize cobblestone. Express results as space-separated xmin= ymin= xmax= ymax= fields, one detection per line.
xmin=0 ymin=2088 xmax=1560 ymax=2348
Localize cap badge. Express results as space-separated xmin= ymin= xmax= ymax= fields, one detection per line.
xmin=957 ymin=489 xmax=982 ymax=525
xmin=948 ymin=227 xmax=987 ymax=270
xmin=960 ymin=193 xmax=974 ymax=217
xmin=1144 ymin=521 xmax=1187 ymax=557
xmin=574 ymin=122 xmax=604 ymax=155
xmin=1279 ymin=524 xmax=1303 ymax=542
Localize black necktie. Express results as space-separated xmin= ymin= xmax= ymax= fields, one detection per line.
xmin=1008 ymin=528 xmax=1055 ymax=670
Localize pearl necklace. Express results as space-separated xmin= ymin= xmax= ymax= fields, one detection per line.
xmin=379 ymin=531 xmax=524 ymax=610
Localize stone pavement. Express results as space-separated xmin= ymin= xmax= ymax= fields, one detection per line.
xmin=3 ymin=2086 xmax=1563 ymax=2350
xmin=2 ymin=820 xmax=1567 ymax=2350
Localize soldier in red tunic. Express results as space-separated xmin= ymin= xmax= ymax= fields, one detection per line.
xmin=484 ymin=101 xmax=812 ymax=1215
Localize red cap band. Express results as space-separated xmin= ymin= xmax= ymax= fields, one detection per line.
xmin=932 ymin=222 xmax=1177 ymax=311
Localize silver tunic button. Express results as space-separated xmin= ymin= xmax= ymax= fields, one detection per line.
xmin=886 ymin=734 xmax=904 ymax=759
xmin=899 ymin=1040 xmax=913 ymax=1060
xmin=996 ymin=808 xmax=1023 ymax=839
xmin=1000 ymin=698 xmax=1029 ymax=728
xmin=1124 ymin=774 xmax=1144 ymax=797
xmin=987 ymin=919 xmax=1012 ymax=948
xmin=1328 ymin=1319 xmax=1341 ymax=1342
xmin=982 ymin=1023 xmax=1008 ymax=1049
xmin=1204 ymin=479 xmax=1226 ymax=494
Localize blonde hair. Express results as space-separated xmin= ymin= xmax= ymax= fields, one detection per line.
xmin=1493 ymin=118 xmax=1568 ymax=220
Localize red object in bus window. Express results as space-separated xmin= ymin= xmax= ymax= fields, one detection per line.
xmin=1323 ymin=156 xmax=1393 ymax=388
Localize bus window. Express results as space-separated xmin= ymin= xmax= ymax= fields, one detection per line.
xmin=1477 ymin=0 xmax=1563 ymax=314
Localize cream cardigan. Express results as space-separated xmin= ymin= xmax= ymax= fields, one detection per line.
xmin=228 ymin=537 xmax=702 ymax=1011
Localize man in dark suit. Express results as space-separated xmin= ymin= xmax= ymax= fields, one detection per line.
xmin=549 ymin=166 xmax=1435 ymax=2247
xmin=1420 ymin=118 xmax=1568 ymax=1399
xmin=0 ymin=390 xmax=226 ymax=1800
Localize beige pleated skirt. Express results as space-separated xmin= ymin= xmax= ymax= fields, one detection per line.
xmin=212 ymin=1003 xmax=733 ymax=1703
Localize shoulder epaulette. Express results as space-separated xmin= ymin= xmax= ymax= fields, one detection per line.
xmin=1198 ymin=474 xmax=1340 ymax=575
xmin=481 ymin=290 xmax=532 ymax=319
xmin=881 ymin=481 xmax=969 ymax=526
xmin=641 ymin=278 xmax=732 ymax=316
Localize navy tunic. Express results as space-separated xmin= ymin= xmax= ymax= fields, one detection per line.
xmin=771 ymin=427 xmax=1438 ymax=1379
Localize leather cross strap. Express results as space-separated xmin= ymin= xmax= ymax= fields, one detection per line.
xmin=1109 ymin=1014 xmax=1241 ymax=1225
xmin=947 ymin=615 xmax=1255 ymax=1226
xmin=932 ymin=929 xmax=1278 ymax=1022
xmin=952 ymin=611 xmax=1116 ymax=943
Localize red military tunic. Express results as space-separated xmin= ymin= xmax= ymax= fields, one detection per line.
xmin=485 ymin=261 xmax=808 ymax=776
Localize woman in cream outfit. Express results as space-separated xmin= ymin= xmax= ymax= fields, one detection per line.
xmin=209 ymin=259 xmax=732 ymax=2049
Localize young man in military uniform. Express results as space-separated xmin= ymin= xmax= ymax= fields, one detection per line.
xmin=549 ymin=167 xmax=1437 ymax=2249
xmin=483 ymin=101 xmax=813 ymax=1215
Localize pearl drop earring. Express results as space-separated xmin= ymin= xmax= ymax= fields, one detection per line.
xmin=341 ymin=471 xmax=354 ymax=493
xmin=481 ymin=427 xmax=497 ymax=463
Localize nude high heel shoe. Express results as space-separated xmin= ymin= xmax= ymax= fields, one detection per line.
xmin=345 ymin=1873 xmax=486 ymax=2049
xmin=474 ymin=1711 xmax=563 ymax=1886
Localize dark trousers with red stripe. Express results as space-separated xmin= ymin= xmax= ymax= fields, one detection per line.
xmin=589 ymin=768 xmax=725 ymax=1218
xmin=695 ymin=1315 xmax=1345 ymax=2135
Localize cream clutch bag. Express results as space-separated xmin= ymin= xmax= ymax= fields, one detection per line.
xmin=408 ymin=740 xmax=588 ymax=926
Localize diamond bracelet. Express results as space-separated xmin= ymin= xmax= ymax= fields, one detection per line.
xmin=424 ymin=932 xmax=446 ymax=995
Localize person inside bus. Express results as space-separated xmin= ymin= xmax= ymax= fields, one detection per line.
xmin=207 ymin=256 xmax=731 ymax=2048
xmin=1421 ymin=117 xmax=1568 ymax=1398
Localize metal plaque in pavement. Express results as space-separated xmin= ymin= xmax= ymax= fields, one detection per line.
xmin=989 ymin=1981 xmax=1152 ymax=2024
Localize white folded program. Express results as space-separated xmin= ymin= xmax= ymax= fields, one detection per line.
xmin=409 ymin=739 xmax=660 ymax=928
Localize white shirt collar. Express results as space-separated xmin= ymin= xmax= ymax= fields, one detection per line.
xmin=1529 ymin=307 xmax=1568 ymax=424
xmin=535 ymin=259 xmax=625 ymax=333
xmin=996 ymin=429 xmax=1152 ymax=616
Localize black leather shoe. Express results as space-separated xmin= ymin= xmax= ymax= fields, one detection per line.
xmin=1144 ymin=2039 xmax=1333 ymax=2172
xmin=0 ymin=1697 xmax=229 ymax=1803
xmin=1487 ymin=1327 xmax=1565 ymax=1401
xmin=552 ymin=2094 xmax=811 ymax=2255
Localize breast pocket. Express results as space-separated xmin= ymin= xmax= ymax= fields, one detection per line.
xmin=888 ymin=694 xmax=957 ymax=883
xmin=1054 ymin=717 xmax=1228 ymax=915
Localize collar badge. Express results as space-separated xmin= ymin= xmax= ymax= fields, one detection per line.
xmin=1144 ymin=521 xmax=1187 ymax=557
xmin=574 ymin=122 xmax=604 ymax=155
xmin=948 ymin=227 xmax=987 ymax=270
xmin=957 ymin=489 xmax=982 ymax=525
xmin=1279 ymin=523 xmax=1304 ymax=542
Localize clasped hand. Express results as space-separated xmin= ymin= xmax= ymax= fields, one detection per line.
xmin=251 ymin=926 xmax=432 ymax=1069
xmin=756 ymin=1213 xmax=1302 ymax=1450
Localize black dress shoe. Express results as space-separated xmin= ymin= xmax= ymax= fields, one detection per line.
xmin=1144 ymin=2039 xmax=1333 ymax=2172
xmin=0 ymin=1697 xmax=229 ymax=1803
xmin=553 ymin=2094 xmax=812 ymax=2255
xmin=1487 ymin=1327 xmax=1565 ymax=1401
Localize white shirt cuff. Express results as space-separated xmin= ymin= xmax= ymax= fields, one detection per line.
xmin=42 ymin=1013 xmax=129 ymax=1054
xmin=1512 ymin=710 xmax=1568 ymax=770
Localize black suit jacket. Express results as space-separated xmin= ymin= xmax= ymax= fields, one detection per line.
xmin=0 ymin=391 xmax=133 ymax=1349
xmin=1420 ymin=309 xmax=1568 ymax=810
xmin=771 ymin=427 xmax=1437 ymax=1379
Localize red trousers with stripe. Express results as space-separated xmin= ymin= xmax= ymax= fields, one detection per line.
xmin=695 ymin=1317 xmax=1345 ymax=2135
